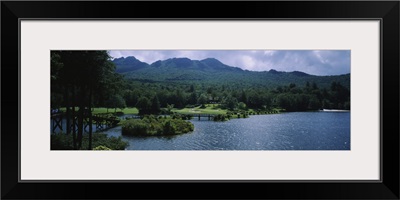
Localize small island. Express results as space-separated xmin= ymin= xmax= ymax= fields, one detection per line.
xmin=121 ymin=115 xmax=194 ymax=136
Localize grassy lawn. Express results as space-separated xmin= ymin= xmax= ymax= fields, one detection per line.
xmin=92 ymin=107 xmax=139 ymax=114
xmin=120 ymin=107 xmax=139 ymax=114
xmin=172 ymin=104 xmax=227 ymax=115
xmin=59 ymin=107 xmax=139 ymax=115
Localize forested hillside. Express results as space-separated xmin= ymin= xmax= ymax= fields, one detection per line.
xmin=112 ymin=56 xmax=350 ymax=112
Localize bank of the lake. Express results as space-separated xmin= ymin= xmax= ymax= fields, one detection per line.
xmin=103 ymin=111 xmax=350 ymax=150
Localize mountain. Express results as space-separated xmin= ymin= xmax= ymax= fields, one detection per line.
xmin=200 ymin=58 xmax=242 ymax=71
xmin=149 ymin=57 xmax=242 ymax=72
xmin=112 ymin=56 xmax=149 ymax=73
xmin=112 ymin=57 xmax=350 ymax=89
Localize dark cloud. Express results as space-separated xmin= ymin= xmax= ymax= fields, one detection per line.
xmin=108 ymin=50 xmax=350 ymax=75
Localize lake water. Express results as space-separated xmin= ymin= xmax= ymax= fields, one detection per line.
xmin=103 ymin=112 xmax=350 ymax=150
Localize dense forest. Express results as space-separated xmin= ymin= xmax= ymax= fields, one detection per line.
xmin=121 ymin=79 xmax=350 ymax=114
xmin=114 ymin=56 xmax=350 ymax=113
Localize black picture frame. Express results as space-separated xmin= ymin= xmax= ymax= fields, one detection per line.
xmin=2 ymin=1 xmax=399 ymax=199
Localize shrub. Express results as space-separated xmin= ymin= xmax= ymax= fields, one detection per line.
xmin=121 ymin=119 xmax=148 ymax=135
xmin=163 ymin=120 xmax=176 ymax=135
xmin=89 ymin=133 xmax=129 ymax=150
xmin=114 ymin=111 xmax=124 ymax=116
xmin=51 ymin=132 xmax=129 ymax=150
xmin=172 ymin=118 xmax=194 ymax=134
xmin=213 ymin=114 xmax=228 ymax=122
xmin=51 ymin=132 xmax=74 ymax=150
xmin=170 ymin=113 xmax=192 ymax=120
xmin=122 ymin=115 xmax=194 ymax=136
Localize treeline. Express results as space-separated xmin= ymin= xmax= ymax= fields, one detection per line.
xmin=120 ymin=80 xmax=350 ymax=113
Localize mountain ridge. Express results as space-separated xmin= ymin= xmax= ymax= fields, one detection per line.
xmin=112 ymin=56 xmax=351 ymax=76
xmin=112 ymin=56 xmax=350 ymax=89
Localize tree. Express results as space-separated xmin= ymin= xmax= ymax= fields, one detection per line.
xmin=207 ymin=87 xmax=213 ymax=94
xmin=211 ymin=91 xmax=218 ymax=103
xmin=136 ymin=96 xmax=151 ymax=114
xmin=188 ymin=84 xmax=195 ymax=93
xmin=308 ymin=95 xmax=321 ymax=110
xmin=156 ymin=90 xmax=169 ymax=107
xmin=328 ymin=81 xmax=350 ymax=109
xmin=51 ymin=50 xmax=121 ymax=149
xmin=239 ymin=90 xmax=247 ymax=104
xmin=224 ymin=96 xmax=238 ymax=110
xmin=247 ymin=91 xmax=264 ymax=109
xmin=238 ymin=102 xmax=247 ymax=110
xmin=296 ymin=94 xmax=309 ymax=111
xmin=263 ymin=93 xmax=273 ymax=109
xmin=277 ymin=94 xmax=293 ymax=111
xmin=166 ymin=104 xmax=174 ymax=114
xmin=188 ymin=92 xmax=198 ymax=105
xmin=123 ymin=90 xmax=139 ymax=107
xmin=51 ymin=52 xmax=63 ymax=82
xmin=276 ymin=86 xmax=283 ymax=93
xmin=106 ymin=95 xmax=126 ymax=112
xmin=174 ymin=89 xmax=185 ymax=108
xmin=151 ymin=95 xmax=161 ymax=113
xmin=197 ymin=93 xmax=208 ymax=105
xmin=312 ymin=82 xmax=318 ymax=90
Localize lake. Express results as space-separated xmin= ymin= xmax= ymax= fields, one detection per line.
xmin=103 ymin=112 xmax=350 ymax=150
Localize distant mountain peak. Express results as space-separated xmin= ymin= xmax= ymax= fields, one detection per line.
xmin=199 ymin=58 xmax=243 ymax=72
xmin=112 ymin=56 xmax=149 ymax=73
xmin=291 ymin=71 xmax=310 ymax=77
xmin=268 ymin=69 xmax=281 ymax=74
xmin=201 ymin=58 xmax=224 ymax=65
xmin=125 ymin=56 xmax=137 ymax=59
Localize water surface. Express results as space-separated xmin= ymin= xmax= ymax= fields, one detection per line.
xmin=104 ymin=112 xmax=350 ymax=150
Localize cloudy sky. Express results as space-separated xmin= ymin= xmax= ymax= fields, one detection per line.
xmin=108 ymin=50 xmax=350 ymax=76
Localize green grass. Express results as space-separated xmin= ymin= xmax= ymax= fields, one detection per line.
xmin=92 ymin=107 xmax=139 ymax=115
xmin=59 ymin=107 xmax=139 ymax=115
xmin=172 ymin=104 xmax=227 ymax=115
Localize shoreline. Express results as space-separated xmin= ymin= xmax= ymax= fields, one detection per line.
xmin=320 ymin=109 xmax=350 ymax=112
